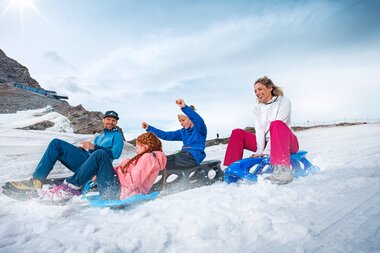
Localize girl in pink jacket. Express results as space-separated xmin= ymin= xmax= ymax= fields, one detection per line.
xmin=38 ymin=132 xmax=167 ymax=202
xmin=114 ymin=132 xmax=167 ymax=199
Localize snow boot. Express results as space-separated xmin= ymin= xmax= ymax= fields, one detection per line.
xmin=38 ymin=180 xmax=81 ymax=204
xmin=265 ymin=165 xmax=293 ymax=185
xmin=7 ymin=178 xmax=43 ymax=192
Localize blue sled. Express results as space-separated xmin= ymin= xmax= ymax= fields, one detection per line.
xmin=86 ymin=192 xmax=160 ymax=208
xmin=224 ymin=150 xmax=320 ymax=184
xmin=81 ymin=181 xmax=160 ymax=208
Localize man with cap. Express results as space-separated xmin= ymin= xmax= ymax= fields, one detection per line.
xmin=8 ymin=110 xmax=124 ymax=191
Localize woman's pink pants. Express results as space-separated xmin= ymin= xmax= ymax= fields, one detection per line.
xmin=223 ymin=120 xmax=299 ymax=166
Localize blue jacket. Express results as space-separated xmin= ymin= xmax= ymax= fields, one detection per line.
xmin=91 ymin=128 xmax=124 ymax=160
xmin=147 ymin=105 xmax=207 ymax=165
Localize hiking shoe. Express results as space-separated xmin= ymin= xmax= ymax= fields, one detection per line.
xmin=265 ymin=165 xmax=293 ymax=185
xmin=38 ymin=181 xmax=81 ymax=204
xmin=7 ymin=178 xmax=43 ymax=192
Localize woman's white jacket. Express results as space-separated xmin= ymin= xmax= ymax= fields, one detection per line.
xmin=253 ymin=96 xmax=292 ymax=155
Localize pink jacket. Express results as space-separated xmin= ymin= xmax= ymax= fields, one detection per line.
xmin=114 ymin=151 xmax=167 ymax=199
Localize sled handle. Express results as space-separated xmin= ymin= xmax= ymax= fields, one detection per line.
xmin=82 ymin=180 xmax=97 ymax=197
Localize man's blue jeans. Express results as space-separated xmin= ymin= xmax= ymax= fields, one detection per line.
xmin=66 ymin=149 xmax=121 ymax=200
xmin=33 ymin=139 xmax=89 ymax=180
xmin=33 ymin=139 xmax=121 ymax=199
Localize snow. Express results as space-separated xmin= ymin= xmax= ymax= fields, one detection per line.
xmin=0 ymin=108 xmax=379 ymax=253
xmin=0 ymin=106 xmax=73 ymax=133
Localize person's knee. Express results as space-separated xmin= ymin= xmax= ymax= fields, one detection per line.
xmin=166 ymin=154 xmax=175 ymax=162
xmin=270 ymin=120 xmax=287 ymax=129
xmin=91 ymin=149 xmax=108 ymax=158
xmin=231 ymin=128 xmax=245 ymax=137
xmin=49 ymin=138 xmax=63 ymax=149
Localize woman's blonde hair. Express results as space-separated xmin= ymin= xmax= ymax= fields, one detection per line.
xmin=122 ymin=132 xmax=166 ymax=190
xmin=254 ymin=76 xmax=284 ymax=98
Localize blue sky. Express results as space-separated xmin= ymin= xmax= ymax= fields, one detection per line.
xmin=1 ymin=0 xmax=380 ymax=139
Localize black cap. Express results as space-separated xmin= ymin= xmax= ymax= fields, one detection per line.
xmin=103 ymin=110 xmax=119 ymax=120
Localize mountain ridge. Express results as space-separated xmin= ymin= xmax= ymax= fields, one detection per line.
xmin=0 ymin=48 xmax=103 ymax=134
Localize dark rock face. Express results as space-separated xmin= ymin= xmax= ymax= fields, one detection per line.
xmin=17 ymin=120 xmax=55 ymax=130
xmin=53 ymin=103 xmax=104 ymax=135
xmin=205 ymin=137 xmax=229 ymax=147
xmin=0 ymin=84 xmax=104 ymax=134
xmin=0 ymin=49 xmax=40 ymax=88
xmin=244 ymin=126 xmax=256 ymax=134
xmin=0 ymin=84 xmax=63 ymax=113
xmin=0 ymin=47 xmax=105 ymax=134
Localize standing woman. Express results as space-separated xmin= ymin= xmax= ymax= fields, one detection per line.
xmin=223 ymin=76 xmax=299 ymax=184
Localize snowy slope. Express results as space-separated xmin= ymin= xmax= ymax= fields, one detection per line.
xmin=0 ymin=108 xmax=379 ymax=253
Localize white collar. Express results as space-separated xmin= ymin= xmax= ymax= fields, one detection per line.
xmin=263 ymin=96 xmax=279 ymax=105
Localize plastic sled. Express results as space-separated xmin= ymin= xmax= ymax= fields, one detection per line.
xmin=81 ymin=160 xmax=224 ymax=196
xmin=149 ymin=160 xmax=224 ymax=193
xmin=82 ymin=159 xmax=224 ymax=207
xmin=86 ymin=192 xmax=160 ymax=208
xmin=224 ymin=150 xmax=320 ymax=184
xmin=81 ymin=180 xmax=159 ymax=208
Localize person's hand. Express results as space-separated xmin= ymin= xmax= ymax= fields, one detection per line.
xmin=176 ymin=99 xmax=186 ymax=108
xmin=82 ymin=141 xmax=94 ymax=151
xmin=142 ymin=122 xmax=149 ymax=129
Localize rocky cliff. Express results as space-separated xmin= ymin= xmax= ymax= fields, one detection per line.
xmin=0 ymin=49 xmax=104 ymax=134
xmin=0 ymin=49 xmax=40 ymax=88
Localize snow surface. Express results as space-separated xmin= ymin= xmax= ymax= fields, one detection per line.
xmin=0 ymin=108 xmax=379 ymax=253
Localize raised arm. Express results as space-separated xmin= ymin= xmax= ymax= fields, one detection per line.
xmin=177 ymin=99 xmax=207 ymax=135
xmin=146 ymin=125 xmax=183 ymax=141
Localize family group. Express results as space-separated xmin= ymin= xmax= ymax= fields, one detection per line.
xmin=8 ymin=76 xmax=299 ymax=203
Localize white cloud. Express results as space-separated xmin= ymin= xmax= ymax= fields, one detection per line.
xmin=35 ymin=1 xmax=380 ymax=137
xmin=72 ymin=1 xmax=346 ymax=100
xmin=43 ymin=51 xmax=78 ymax=71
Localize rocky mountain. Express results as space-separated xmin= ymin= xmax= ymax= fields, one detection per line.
xmin=0 ymin=49 xmax=104 ymax=134
xmin=0 ymin=49 xmax=40 ymax=88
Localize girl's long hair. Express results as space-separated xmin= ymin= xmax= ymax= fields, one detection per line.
xmin=122 ymin=132 xmax=166 ymax=190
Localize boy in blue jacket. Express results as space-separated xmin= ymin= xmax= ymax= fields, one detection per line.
xmin=142 ymin=99 xmax=207 ymax=170
xmin=8 ymin=110 xmax=124 ymax=191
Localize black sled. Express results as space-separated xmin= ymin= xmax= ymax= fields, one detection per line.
xmin=150 ymin=160 xmax=224 ymax=193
